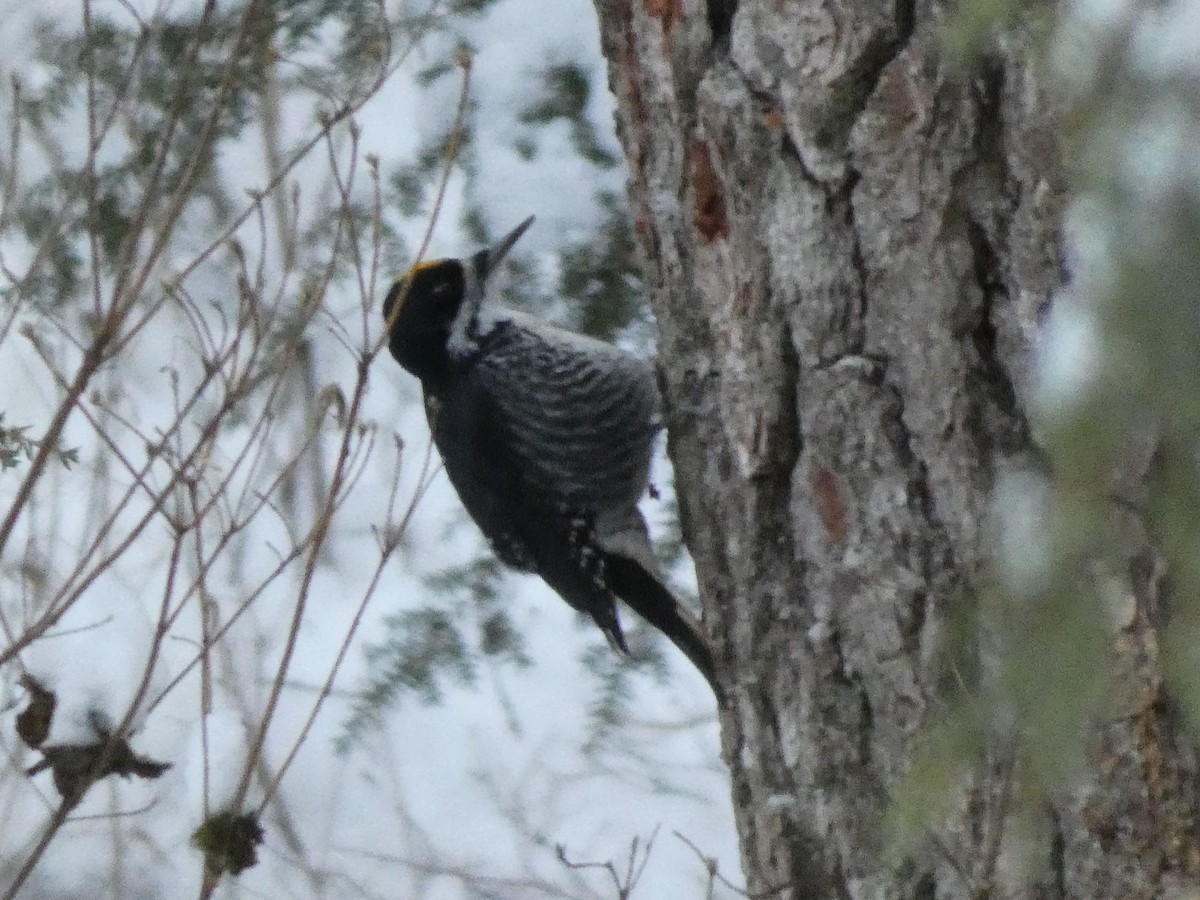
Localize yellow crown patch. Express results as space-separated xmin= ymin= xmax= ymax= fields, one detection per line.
xmin=406 ymin=258 xmax=446 ymax=277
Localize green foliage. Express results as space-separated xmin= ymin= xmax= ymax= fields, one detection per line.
xmin=423 ymin=555 xmax=532 ymax=664
xmin=557 ymin=192 xmax=646 ymax=343
xmin=0 ymin=417 xmax=37 ymax=471
xmin=892 ymin=0 xmax=1200 ymax=867
xmin=349 ymin=32 xmax=688 ymax=745
xmin=343 ymin=486 xmax=695 ymax=751
xmin=882 ymin=708 xmax=989 ymax=861
xmin=9 ymin=0 xmax=412 ymax=309
xmin=367 ymin=607 xmax=475 ymax=702
xmin=13 ymin=12 xmax=248 ymax=302
xmin=518 ymin=62 xmax=619 ymax=169
xmin=389 ymin=166 xmax=427 ymax=218
xmin=300 ymin=198 xmax=404 ymax=282
xmin=450 ymin=0 xmax=503 ymax=14
xmin=1033 ymin=5 xmax=1200 ymax=730
xmin=382 ymin=114 xmax=479 ymax=223
xmin=0 ymin=413 xmax=79 ymax=471
xmin=339 ymin=554 xmax=533 ymax=750
xmin=415 ymin=61 xmax=457 ymax=87
xmin=382 ymin=58 xmax=638 ymax=340
xmin=0 ymin=0 xmax=698 ymax=892
xmin=580 ymin=624 xmax=670 ymax=758
xmin=938 ymin=0 xmax=1055 ymax=61
xmin=192 ymin=810 xmax=264 ymax=878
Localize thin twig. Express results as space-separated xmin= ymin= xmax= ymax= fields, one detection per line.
xmin=674 ymin=830 xmax=790 ymax=899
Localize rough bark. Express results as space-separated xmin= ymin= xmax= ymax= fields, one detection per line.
xmin=591 ymin=1 xmax=1200 ymax=898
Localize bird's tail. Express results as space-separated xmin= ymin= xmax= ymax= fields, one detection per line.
xmin=605 ymin=555 xmax=721 ymax=701
xmin=591 ymin=603 xmax=631 ymax=656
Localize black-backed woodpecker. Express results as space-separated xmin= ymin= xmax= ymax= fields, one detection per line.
xmin=382 ymin=217 xmax=719 ymax=698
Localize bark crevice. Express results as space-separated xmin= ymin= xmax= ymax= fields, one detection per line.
xmin=706 ymin=0 xmax=737 ymax=48
xmin=833 ymin=170 xmax=869 ymax=356
xmin=580 ymin=2 xmax=1192 ymax=899
xmin=1049 ymin=808 xmax=1066 ymax=900
xmin=965 ymin=217 xmax=1028 ymax=457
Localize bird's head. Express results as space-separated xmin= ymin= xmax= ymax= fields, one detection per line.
xmin=383 ymin=215 xmax=534 ymax=384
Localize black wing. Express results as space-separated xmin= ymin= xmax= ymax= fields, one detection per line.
xmin=426 ymin=385 xmax=538 ymax=572
xmin=430 ymin=319 xmax=719 ymax=696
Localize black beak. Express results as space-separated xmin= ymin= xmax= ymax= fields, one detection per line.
xmin=481 ymin=215 xmax=535 ymax=277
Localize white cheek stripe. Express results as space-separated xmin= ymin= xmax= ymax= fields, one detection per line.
xmin=447 ymin=264 xmax=482 ymax=356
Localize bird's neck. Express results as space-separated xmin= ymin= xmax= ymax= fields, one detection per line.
xmin=390 ymin=328 xmax=453 ymax=388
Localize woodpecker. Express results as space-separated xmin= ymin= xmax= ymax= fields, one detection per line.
xmin=382 ymin=216 xmax=718 ymax=698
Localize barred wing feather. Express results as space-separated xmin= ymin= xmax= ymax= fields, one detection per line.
xmin=472 ymin=318 xmax=660 ymax=513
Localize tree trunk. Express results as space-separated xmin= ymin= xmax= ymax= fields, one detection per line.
xmin=591 ymin=1 xmax=1200 ymax=898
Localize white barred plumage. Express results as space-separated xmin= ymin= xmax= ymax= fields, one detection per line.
xmin=382 ymin=217 xmax=718 ymax=697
